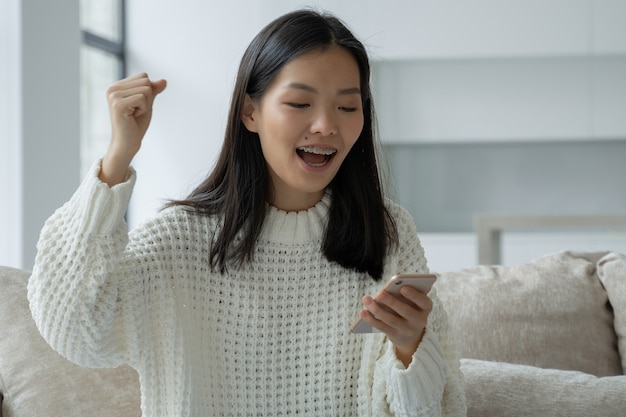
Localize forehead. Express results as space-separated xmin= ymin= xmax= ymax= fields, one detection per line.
xmin=272 ymin=46 xmax=361 ymax=88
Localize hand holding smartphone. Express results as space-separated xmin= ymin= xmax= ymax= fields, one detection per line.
xmin=351 ymin=273 xmax=437 ymax=333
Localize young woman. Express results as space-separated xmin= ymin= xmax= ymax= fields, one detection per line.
xmin=28 ymin=9 xmax=466 ymax=417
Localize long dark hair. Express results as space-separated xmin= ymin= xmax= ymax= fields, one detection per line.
xmin=168 ymin=9 xmax=397 ymax=280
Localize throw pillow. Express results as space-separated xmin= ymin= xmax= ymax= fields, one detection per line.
xmin=435 ymin=251 xmax=622 ymax=376
xmin=597 ymin=252 xmax=626 ymax=373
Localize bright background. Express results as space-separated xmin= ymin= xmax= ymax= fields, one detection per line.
xmin=3 ymin=0 xmax=626 ymax=271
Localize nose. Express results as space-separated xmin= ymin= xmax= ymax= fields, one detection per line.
xmin=310 ymin=106 xmax=338 ymax=136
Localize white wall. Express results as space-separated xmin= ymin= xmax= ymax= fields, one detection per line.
xmin=125 ymin=1 xmax=264 ymax=226
xmin=0 ymin=0 xmax=80 ymax=269
xmin=0 ymin=0 xmax=22 ymax=268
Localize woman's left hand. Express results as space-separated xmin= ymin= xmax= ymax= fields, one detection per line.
xmin=358 ymin=286 xmax=433 ymax=367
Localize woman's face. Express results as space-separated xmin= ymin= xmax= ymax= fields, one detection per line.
xmin=242 ymin=46 xmax=364 ymax=211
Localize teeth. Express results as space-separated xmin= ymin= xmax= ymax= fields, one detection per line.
xmin=297 ymin=146 xmax=337 ymax=155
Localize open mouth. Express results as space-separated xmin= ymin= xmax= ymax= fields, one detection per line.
xmin=296 ymin=146 xmax=337 ymax=168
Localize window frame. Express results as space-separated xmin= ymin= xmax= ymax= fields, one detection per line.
xmin=80 ymin=0 xmax=126 ymax=79
xmin=79 ymin=0 xmax=126 ymax=177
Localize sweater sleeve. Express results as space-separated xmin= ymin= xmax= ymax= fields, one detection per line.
xmin=371 ymin=204 xmax=467 ymax=416
xmin=381 ymin=289 xmax=467 ymax=417
xmin=27 ymin=160 xmax=142 ymax=369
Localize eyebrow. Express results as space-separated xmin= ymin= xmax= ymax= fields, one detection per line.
xmin=286 ymin=82 xmax=361 ymax=96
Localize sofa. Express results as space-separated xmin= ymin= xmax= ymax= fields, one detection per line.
xmin=1 ymin=250 xmax=625 ymax=416
xmin=434 ymin=250 xmax=626 ymax=416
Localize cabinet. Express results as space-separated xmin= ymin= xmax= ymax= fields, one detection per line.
xmin=373 ymin=55 xmax=626 ymax=143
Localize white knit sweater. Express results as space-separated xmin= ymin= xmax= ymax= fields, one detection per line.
xmin=28 ymin=161 xmax=466 ymax=417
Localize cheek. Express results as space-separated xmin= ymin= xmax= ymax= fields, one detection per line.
xmin=263 ymin=112 xmax=305 ymax=141
xmin=347 ymin=116 xmax=365 ymax=146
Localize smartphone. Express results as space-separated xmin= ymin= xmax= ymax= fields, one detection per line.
xmin=350 ymin=273 xmax=437 ymax=334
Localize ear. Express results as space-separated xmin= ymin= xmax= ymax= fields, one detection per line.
xmin=241 ymin=94 xmax=259 ymax=133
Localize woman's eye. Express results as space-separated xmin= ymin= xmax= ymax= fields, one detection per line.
xmin=287 ymin=103 xmax=309 ymax=109
xmin=339 ymin=106 xmax=358 ymax=113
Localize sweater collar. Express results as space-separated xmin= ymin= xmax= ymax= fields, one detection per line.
xmin=260 ymin=192 xmax=331 ymax=243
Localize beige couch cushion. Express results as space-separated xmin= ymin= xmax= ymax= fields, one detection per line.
xmin=435 ymin=251 xmax=622 ymax=376
xmin=597 ymin=252 xmax=626 ymax=373
xmin=461 ymin=358 xmax=626 ymax=417
xmin=0 ymin=266 xmax=141 ymax=417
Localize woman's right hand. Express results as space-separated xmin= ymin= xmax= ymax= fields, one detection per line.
xmin=100 ymin=73 xmax=167 ymax=186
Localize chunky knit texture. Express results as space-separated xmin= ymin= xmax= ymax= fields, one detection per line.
xmin=28 ymin=161 xmax=466 ymax=417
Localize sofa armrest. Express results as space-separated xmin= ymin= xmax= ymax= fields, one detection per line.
xmin=462 ymin=359 xmax=626 ymax=417
xmin=0 ymin=266 xmax=140 ymax=417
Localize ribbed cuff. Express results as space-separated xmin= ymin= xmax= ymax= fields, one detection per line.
xmin=70 ymin=159 xmax=136 ymax=236
xmin=383 ymin=330 xmax=446 ymax=415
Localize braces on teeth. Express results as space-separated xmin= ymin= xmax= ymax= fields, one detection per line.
xmin=297 ymin=146 xmax=336 ymax=155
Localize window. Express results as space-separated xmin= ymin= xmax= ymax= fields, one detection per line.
xmin=80 ymin=0 xmax=125 ymax=177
